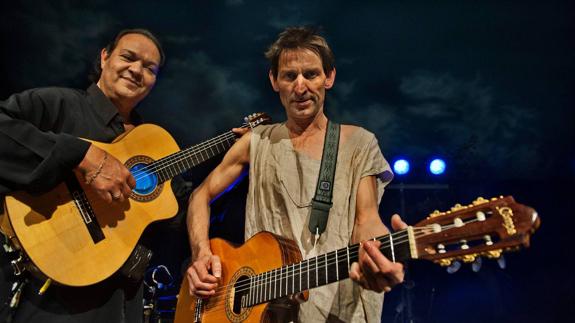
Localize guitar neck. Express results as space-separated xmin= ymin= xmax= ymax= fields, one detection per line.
xmin=242 ymin=228 xmax=415 ymax=307
xmin=151 ymin=130 xmax=238 ymax=183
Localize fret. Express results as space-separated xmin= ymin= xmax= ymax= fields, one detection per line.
xmin=284 ymin=265 xmax=289 ymax=296
xmin=249 ymin=276 xmax=254 ymax=306
xmin=346 ymin=246 xmax=350 ymax=271
xmin=157 ymin=169 xmax=166 ymax=183
xmin=260 ymin=273 xmax=267 ymax=302
xmin=268 ymin=270 xmax=272 ymax=301
xmin=273 ymin=268 xmax=277 ymax=299
xmin=279 ymin=266 xmax=283 ymax=297
xmin=263 ymin=272 xmax=267 ymax=302
xmin=307 ymin=258 xmax=313 ymax=289
xmin=315 ymin=255 xmax=319 ymax=288
xmin=291 ymin=264 xmax=295 ymax=295
xmin=324 ymin=253 xmax=328 ymax=285
xmin=335 ymin=250 xmax=339 ymax=280
xmin=258 ymin=273 xmax=262 ymax=303
xmin=299 ymin=261 xmax=302 ymax=293
xmin=261 ymin=273 xmax=265 ymax=303
xmin=327 ymin=251 xmax=340 ymax=284
xmin=389 ymin=233 xmax=395 ymax=262
xmin=176 ymin=159 xmax=185 ymax=174
xmin=255 ymin=274 xmax=259 ymax=305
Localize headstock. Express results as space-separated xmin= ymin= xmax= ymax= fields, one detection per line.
xmin=411 ymin=196 xmax=540 ymax=267
xmin=244 ymin=112 xmax=271 ymax=129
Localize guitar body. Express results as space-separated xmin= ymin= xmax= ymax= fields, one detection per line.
xmin=3 ymin=124 xmax=180 ymax=286
xmin=174 ymin=232 xmax=306 ymax=323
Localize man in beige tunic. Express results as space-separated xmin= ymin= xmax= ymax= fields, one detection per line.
xmin=186 ymin=26 xmax=405 ymax=322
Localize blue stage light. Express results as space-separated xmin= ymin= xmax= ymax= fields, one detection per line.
xmin=393 ymin=159 xmax=410 ymax=175
xmin=429 ymin=158 xmax=446 ymax=175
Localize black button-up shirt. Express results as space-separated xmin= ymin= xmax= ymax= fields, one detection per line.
xmin=0 ymin=83 xmax=140 ymax=194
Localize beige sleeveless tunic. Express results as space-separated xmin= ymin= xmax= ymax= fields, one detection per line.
xmin=245 ymin=123 xmax=393 ymax=322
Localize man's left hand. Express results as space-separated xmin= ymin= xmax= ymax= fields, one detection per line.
xmin=349 ymin=214 xmax=407 ymax=293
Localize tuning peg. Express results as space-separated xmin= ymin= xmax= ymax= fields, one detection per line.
xmin=483 ymin=235 xmax=493 ymax=246
xmin=446 ymin=260 xmax=461 ymax=274
xmin=460 ymin=239 xmax=469 ymax=250
xmin=497 ymin=255 xmax=506 ymax=269
xmin=476 ymin=211 xmax=486 ymax=221
xmin=453 ymin=217 xmax=464 ymax=227
xmin=437 ymin=244 xmax=446 ymax=254
xmin=472 ymin=257 xmax=483 ymax=272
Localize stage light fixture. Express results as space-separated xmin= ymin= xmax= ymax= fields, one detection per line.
xmin=393 ymin=159 xmax=410 ymax=175
xmin=429 ymin=158 xmax=446 ymax=175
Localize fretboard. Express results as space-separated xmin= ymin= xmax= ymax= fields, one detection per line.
xmin=151 ymin=130 xmax=238 ymax=183
xmin=241 ymin=229 xmax=414 ymax=308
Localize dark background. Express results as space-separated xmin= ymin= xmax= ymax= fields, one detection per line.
xmin=1 ymin=0 xmax=573 ymax=322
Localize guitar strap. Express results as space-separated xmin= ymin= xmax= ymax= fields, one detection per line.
xmin=308 ymin=120 xmax=340 ymax=238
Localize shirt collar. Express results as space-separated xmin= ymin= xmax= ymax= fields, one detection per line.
xmin=86 ymin=83 xmax=142 ymax=125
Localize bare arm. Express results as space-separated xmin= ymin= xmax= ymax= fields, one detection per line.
xmin=349 ymin=175 xmax=406 ymax=293
xmin=186 ymin=131 xmax=251 ymax=296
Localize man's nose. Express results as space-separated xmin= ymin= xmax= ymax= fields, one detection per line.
xmin=128 ymin=61 xmax=143 ymax=78
xmin=294 ymin=74 xmax=307 ymax=95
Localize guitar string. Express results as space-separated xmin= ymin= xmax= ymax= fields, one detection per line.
xmin=197 ymin=227 xmax=431 ymax=302
xmin=130 ymin=129 xmax=239 ymax=181
xmin=198 ymin=219 xmax=486 ymax=315
xmin=196 ymin=228 xmax=432 ymax=314
xmin=129 ymin=117 xmax=265 ymax=181
xmin=200 ymin=218 xmax=481 ymax=307
xmin=198 ymin=215 xmax=489 ymax=316
xmin=130 ymin=129 xmax=238 ymax=179
xmin=224 ymin=231 xmax=415 ymax=297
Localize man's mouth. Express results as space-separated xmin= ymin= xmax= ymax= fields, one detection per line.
xmin=121 ymin=76 xmax=140 ymax=87
xmin=294 ymin=97 xmax=313 ymax=104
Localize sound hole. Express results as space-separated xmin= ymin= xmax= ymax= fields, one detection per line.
xmin=233 ymin=275 xmax=251 ymax=314
xmin=131 ymin=162 xmax=158 ymax=195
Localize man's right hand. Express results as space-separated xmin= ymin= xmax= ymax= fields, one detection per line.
xmin=76 ymin=144 xmax=135 ymax=203
xmin=186 ymin=253 xmax=221 ymax=297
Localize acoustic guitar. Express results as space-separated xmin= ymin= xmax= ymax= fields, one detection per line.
xmin=0 ymin=113 xmax=270 ymax=287
xmin=174 ymin=196 xmax=540 ymax=323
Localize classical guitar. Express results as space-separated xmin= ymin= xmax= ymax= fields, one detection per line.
xmin=0 ymin=113 xmax=270 ymax=287
xmin=174 ymin=196 xmax=540 ymax=323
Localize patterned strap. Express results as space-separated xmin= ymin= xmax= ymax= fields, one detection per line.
xmin=308 ymin=120 xmax=340 ymax=236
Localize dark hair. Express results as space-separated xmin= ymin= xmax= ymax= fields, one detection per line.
xmin=90 ymin=28 xmax=165 ymax=82
xmin=265 ymin=26 xmax=335 ymax=79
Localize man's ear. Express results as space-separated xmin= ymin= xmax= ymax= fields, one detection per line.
xmin=269 ymin=70 xmax=279 ymax=92
xmin=324 ymin=68 xmax=336 ymax=89
xmin=100 ymin=48 xmax=109 ymax=70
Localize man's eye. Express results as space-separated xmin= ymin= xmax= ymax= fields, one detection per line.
xmin=121 ymin=55 xmax=135 ymax=61
xmin=283 ymin=73 xmax=296 ymax=81
xmin=304 ymin=71 xmax=318 ymax=79
xmin=146 ymin=66 xmax=158 ymax=75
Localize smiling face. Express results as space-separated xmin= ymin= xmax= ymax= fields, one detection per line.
xmin=97 ymin=33 xmax=161 ymax=110
xmin=269 ymin=48 xmax=335 ymax=123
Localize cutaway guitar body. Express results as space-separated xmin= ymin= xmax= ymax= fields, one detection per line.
xmin=2 ymin=113 xmax=270 ymax=286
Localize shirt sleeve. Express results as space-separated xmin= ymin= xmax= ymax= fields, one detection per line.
xmin=353 ymin=130 xmax=394 ymax=204
xmin=0 ymin=88 xmax=90 ymax=194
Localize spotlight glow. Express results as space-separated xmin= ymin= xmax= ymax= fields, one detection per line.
xmin=429 ymin=158 xmax=446 ymax=175
xmin=393 ymin=159 xmax=410 ymax=175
